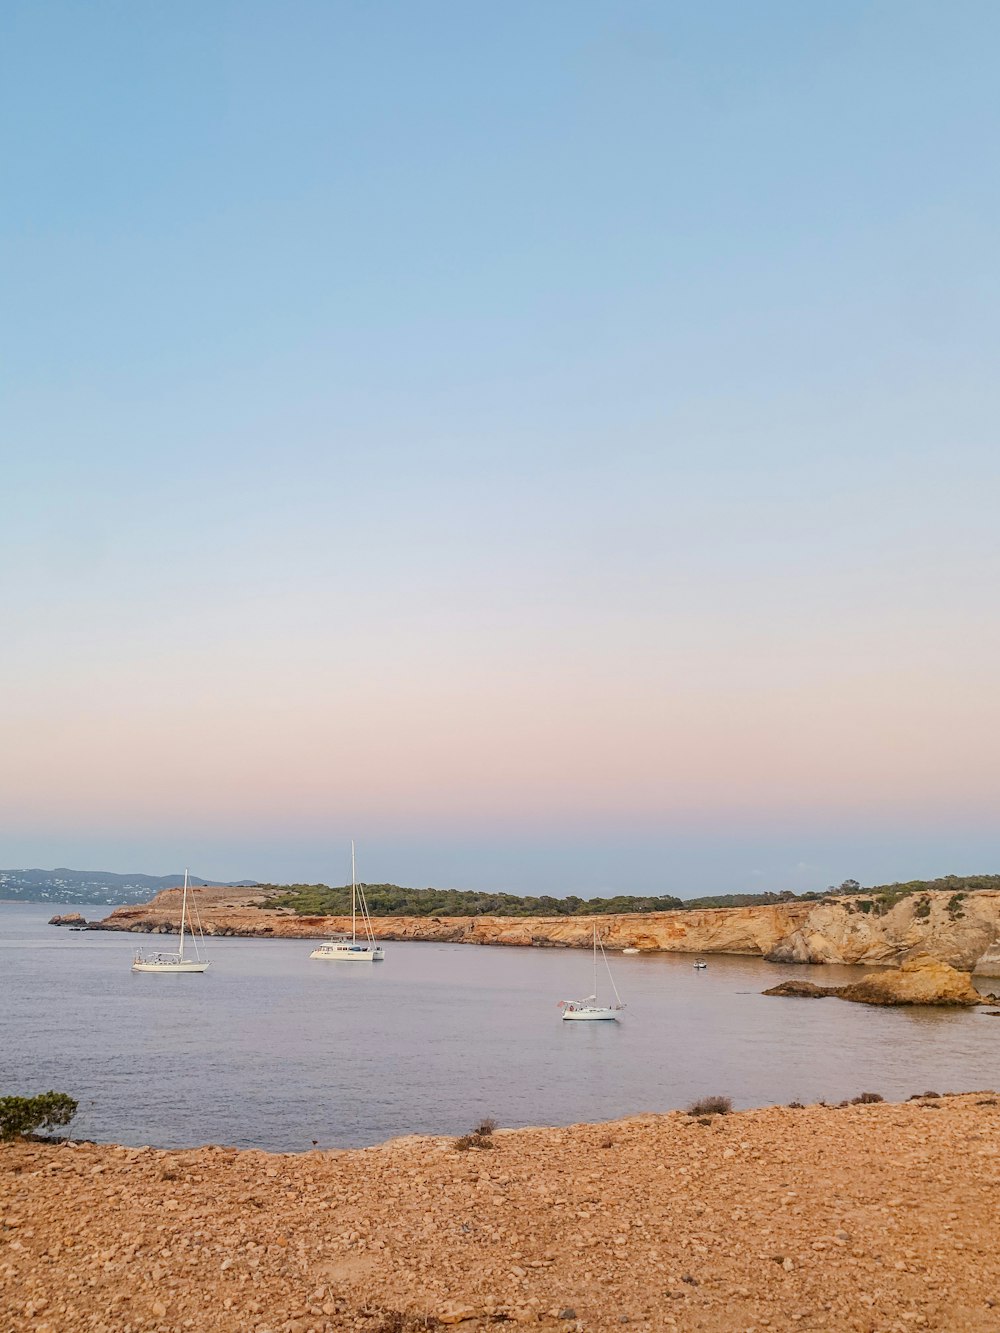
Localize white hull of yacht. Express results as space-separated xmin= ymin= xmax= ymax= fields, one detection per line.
xmin=309 ymin=943 xmax=384 ymax=962
xmin=561 ymin=1005 xmax=620 ymax=1021
xmin=132 ymin=957 xmax=210 ymax=974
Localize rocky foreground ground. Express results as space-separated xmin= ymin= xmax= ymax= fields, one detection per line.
xmin=2 ymin=1095 xmax=999 ymax=1333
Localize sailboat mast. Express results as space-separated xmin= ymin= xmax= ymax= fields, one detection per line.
xmin=593 ymin=922 xmax=599 ymax=999
xmin=351 ymin=840 xmax=357 ymax=944
xmin=179 ymin=868 xmax=188 ymax=957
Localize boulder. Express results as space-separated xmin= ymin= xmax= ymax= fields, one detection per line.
xmin=765 ymin=955 xmax=983 ymax=1007
xmin=838 ymin=954 xmax=982 ymax=1007
xmin=762 ymin=980 xmax=837 ymax=998
xmin=48 ymin=913 xmax=85 ymax=927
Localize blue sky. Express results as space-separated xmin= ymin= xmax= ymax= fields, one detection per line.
xmin=3 ymin=2 xmax=999 ymax=892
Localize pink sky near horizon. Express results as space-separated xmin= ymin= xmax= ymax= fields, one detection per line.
xmin=6 ymin=620 xmax=999 ymax=837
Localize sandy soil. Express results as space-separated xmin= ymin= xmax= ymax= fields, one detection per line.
xmin=2 ymin=1094 xmax=998 ymax=1333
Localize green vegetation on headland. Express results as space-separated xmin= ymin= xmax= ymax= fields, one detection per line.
xmin=264 ymin=874 xmax=1000 ymax=919
xmin=265 ymin=883 xmax=685 ymax=917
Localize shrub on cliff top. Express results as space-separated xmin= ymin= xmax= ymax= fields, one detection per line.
xmin=687 ymin=1095 xmax=732 ymax=1117
xmin=0 ymin=1091 xmax=78 ymax=1141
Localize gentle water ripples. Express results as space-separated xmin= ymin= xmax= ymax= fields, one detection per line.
xmin=1 ymin=903 xmax=997 ymax=1150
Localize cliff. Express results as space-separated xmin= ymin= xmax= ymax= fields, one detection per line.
xmin=91 ymin=885 xmax=1000 ymax=975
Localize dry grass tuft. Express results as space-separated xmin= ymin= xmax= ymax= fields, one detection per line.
xmin=687 ymin=1095 xmax=732 ymax=1117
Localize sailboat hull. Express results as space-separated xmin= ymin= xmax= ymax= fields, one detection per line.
xmin=131 ymin=959 xmax=211 ymax=973
xmin=309 ymin=943 xmax=384 ymax=961
xmin=562 ymin=1006 xmax=620 ymax=1021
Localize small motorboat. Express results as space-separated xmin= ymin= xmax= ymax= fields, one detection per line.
xmin=622 ymin=946 xmax=640 ymax=955
xmin=693 ymin=959 xmax=708 ymax=969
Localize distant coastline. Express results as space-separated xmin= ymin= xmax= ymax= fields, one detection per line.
xmin=60 ymin=882 xmax=1000 ymax=975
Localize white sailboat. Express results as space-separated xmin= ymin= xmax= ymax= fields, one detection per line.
xmin=309 ymin=842 xmax=385 ymax=962
xmin=559 ymin=924 xmax=625 ymax=1021
xmin=131 ymin=869 xmax=210 ymax=974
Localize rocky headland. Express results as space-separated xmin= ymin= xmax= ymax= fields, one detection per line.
xmin=77 ymin=885 xmax=1000 ymax=975
xmin=2 ymin=1094 xmax=998 ymax=1332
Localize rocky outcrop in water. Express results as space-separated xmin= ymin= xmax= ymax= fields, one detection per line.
xmin=87 ymin=885 xmax=1000 ymax=974
xmin=763 ymin=954 xmax=985 ymax=1006
xmin=48 ymin=912 xmax=88 ymax=927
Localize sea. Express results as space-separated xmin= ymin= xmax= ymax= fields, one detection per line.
xmin=1 ymin=901 xmax=996 ymax=1152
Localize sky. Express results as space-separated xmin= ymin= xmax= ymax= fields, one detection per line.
xmin=3 ymin=1 xmax=999 ymax=894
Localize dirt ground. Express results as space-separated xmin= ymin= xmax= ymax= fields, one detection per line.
xmin=2 ymin=1093 xmax=998 ymax=1333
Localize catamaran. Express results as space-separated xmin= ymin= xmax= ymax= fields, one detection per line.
xmin=559 ymin=923 xmax=625 ymax=1021
xmin=131 ymin=869 xmax=210 ymax=974
xmin=309 ymin=842 xmax=385 ymax=962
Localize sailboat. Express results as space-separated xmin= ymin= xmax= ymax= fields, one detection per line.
xmin=131 ymin=869 xmax=210 ymax=974
xmin=309 ymin=842 xmax=385 ymax=962
xmin=559 ymin=924 xmax=625 ymax=1021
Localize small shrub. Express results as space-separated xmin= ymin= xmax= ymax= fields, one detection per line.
xmin=851 ymin=1092 xmax=884 ymax=1105
xmin=454 ymin=1116 xmax=498 ymax=1152
xmin=0 ymin=1091 xmax=78 ymax=1142
xmin=947 ymin=892 xmax=967 ymax=920
xmin=913 ymin=898 xmax=931 ymax=920
xmin=687 ymin=1095 xmax=732 ymax=1117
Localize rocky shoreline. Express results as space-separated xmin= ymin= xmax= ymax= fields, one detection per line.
xmin=54 ymin=885 xmax=1000 ymax=974
xmin=3 ymin=1094 xmax=999 ymax=1332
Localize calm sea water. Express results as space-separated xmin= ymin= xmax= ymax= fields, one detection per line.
xmin=1 ymin=902 xmax=996 ymax=1151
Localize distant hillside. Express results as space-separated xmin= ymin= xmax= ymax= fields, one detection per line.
xmin=264 ymin=883 xmax=685 ymax=918
xmin=207 ymin=874 xmax=1000 ymax=919
xmin=8 ymin=866 xmax=996 ymax=914
xmin=0 ymin=868 xmax=259 ymax=906
xmin=682 ymin=875 xmax=1000 ymax=911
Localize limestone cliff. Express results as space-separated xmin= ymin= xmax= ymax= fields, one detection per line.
xmin=90 ymin=885 xmax=1000 ymax=975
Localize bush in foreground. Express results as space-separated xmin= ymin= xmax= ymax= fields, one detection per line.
xmin=0 ymin=1091 xmax=78 ymax=1142
xmin=687 ymin=1095 xmax=732 ymax=1117
xmin=455 ymin=1117 xmax=498 ymax=1151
